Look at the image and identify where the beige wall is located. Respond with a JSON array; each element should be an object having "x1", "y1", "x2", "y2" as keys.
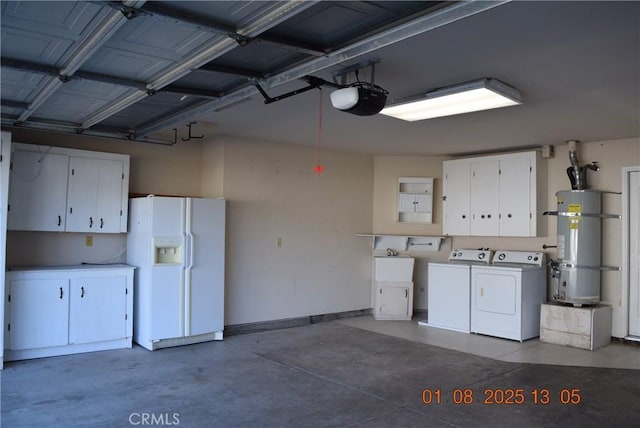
[
  {"x1": 372, "y1": 137, "x2": 640, "y2": 334},
  {"x1": 5, "y1": 125, "x2": 638, "y2": 333},
  {"x1": 200, "y1": 140, "x2": 224, "y2": 198},
  {"x1": 214, "y1": 137, "x2": 374, "y2": 325},
  {"x1": 372, "y1": 155, "x2": 452, "y2": 310},
  {"x1": 4, "y1": 128, "x2": 374, "y2": 326}
]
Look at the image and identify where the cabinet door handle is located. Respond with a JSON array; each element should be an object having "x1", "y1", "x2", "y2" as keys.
[
  {"x1": 57, "y1": 215, "x2": 62, "y2": 226},
  {"x1": 59, "y1": 287, "x2": 63, "y2": 299},
  {"x1": 100, "y1": 218, "x2": 104, "y2": 229},
  {"x1": 89, "y1": 217, "x2": 93, "y2": 228},
  {"x1": 487, "y1": 214, "x2": 492, "y2": 219},
  {"x1": 462, "y1": 214, "x2": 466, "y2": 219},
  {"x1": 481, "y1": 214, "x2": 485, "y2": 219},
  {"x1": 507, "y1": 213, "x2": 512, "y2": 218},
  {"x1": 405, "y1": 289, "x2": 408, "y2": 298},
  {"x1": 81, "y1": 286, "x2": 85, "y2": 298}
]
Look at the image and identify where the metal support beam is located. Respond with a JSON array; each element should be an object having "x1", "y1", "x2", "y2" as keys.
[
  {"x1": 81, "y1": 0, "x2": 318, "y2": 130},
  {"x1": 0, "y1": 117, "x2": 174, "y2": 145},
  {"x1": 16, "y1": 0, "x2": 146, "y2": 122},
  {"x1": 1, "y1": 56, "x2": 224, "y2": 98},
  {"x1": 136, "y1": 0, "x2": 511, "y2": 138},
  {"x1": 96, "y1": 1, "x2": 326, "y2": 57},
  {"x1": 1, "y1": 100, "x2": 30, "y2": 110}
]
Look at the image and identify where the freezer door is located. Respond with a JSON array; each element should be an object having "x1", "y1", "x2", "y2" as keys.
[
  {"x1": 150, "y1": 266, "x2": 183, "y2": 340},
  {"x1": 185, "y1": 198, "x2": 225, "y2": 336},
  {"x1": 151, "y1": 197, "x2": 185, "y2": 237}
]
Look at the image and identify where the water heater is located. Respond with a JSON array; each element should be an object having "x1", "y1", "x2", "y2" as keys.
[{"x1": 553, "y1": 190, "x2": 602, "y2": 306}]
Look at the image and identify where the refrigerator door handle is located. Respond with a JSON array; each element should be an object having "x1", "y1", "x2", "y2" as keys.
[{"x1": 184, "y1": 198, "x2": 195, "y2": 336}]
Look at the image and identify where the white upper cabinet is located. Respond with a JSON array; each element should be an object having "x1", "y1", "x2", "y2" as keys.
[
  {"x1": 7, "y1": 143, "x2": 129, "y2": 233},
  {"x1": 442, "y1": 160, "x2": 471, "y2": 235},
  {"x1": 499, "y1": 153, "x2": 536, "y2": 236},
  {"x1": 443, "y1": 151, "x2": 545, "y2": 237},
  {"x1": 397, "y1": 177, "x2": 433, "y2": 223},
  {"x1": 8, "y1": 149, "x2": 69, "y2": 231},
  {"x1": 66, "y1": 157, "x2": 126, "y2": 233},
  {"x1": 470, "y1": 159, "x2": 500, "y2": 236}
]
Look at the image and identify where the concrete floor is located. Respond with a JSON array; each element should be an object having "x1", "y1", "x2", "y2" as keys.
[
  {"x1": 2, "y1": 319, "x2": 639, "y2": 427},
  {"x1": 338, "y1": 316, "x2": 640, "y2": 369}
]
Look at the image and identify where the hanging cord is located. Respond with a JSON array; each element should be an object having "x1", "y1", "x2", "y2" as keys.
[{"x1": 314, "y1": 88, "x2": 325, "y2": 174}]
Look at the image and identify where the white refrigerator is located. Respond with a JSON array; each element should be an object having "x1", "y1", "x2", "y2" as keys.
[{"x1": 127, "y1": 196, "x2": 225, "y2": 350}]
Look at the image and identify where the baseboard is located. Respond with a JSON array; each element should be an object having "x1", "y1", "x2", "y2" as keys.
[
  {"x1": 225, "y1": 308, "x2": 373, "y2": 336},
  {"x1": 413, "y1": 309, "x2": 428, "y2": 317}
]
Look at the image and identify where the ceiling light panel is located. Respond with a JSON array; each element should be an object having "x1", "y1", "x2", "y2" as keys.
[{"x1": 380, "y1": 78, "x2": 522, "y2": 121}]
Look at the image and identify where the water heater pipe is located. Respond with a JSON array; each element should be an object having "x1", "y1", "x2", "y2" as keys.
[{"x1": 566, "y1": 140, "x2": 599, "y2": 190}]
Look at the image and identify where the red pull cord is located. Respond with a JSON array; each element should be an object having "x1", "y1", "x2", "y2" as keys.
[{"x1": 314, "y1": 88, "x2": 325, "y2": 174}]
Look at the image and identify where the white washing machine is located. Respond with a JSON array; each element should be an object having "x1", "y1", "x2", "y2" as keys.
[
  {"x1": 471, "y1": 251, "x2": 546, "y2": 341},
  {"x1": 419, "y1": 249, "x2": 493, "y2": 333}
]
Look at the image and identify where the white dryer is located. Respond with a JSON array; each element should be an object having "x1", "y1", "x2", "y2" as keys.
[
  {"x1": 471, "y1": 251, "x2": 546, "y2": 341},
  {"x1": 420, "y1": 249, "x2": 493, "y2": 333}
]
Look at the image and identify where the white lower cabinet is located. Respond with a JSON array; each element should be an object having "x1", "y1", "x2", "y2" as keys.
[
  {"x1": 373, "y1": 257, "x2": 415, "y2": 320},
  {"x1": 4, "y1": 265, "x2": 133, "y2": 361},
  {"x1": 69, "y1": 276, "x2": 127, "y2": 344},
  {"x1": 375, "y1": 282, "x2": 413, "y2": 320},
  {"x1": 8, "y1": 279, "x2": 70, "y2": 350}
]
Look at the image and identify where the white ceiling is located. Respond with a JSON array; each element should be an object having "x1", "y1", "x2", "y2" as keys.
[
  {"x1": 193, "y1": 1, "x2": 640, "y2": 156},
  {"x1": 2, "y1": 1, "x2": 638, "y2": 156}
]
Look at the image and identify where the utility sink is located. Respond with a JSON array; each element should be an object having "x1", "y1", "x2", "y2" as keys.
[{"x1": 374, "y1": 256, "x2": 415, "y2": 282}]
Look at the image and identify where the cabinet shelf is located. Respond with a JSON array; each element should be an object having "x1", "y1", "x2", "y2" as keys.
[{"x1": 356, "y1": 233, "x2": 446, "y2": 252}]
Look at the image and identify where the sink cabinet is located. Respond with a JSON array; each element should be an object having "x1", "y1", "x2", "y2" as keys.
[{"x1": 373, "y1": 257, "x2": 415, "y2": 320}]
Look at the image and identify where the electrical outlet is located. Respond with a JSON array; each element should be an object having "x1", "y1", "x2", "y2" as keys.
[{"x1": 86, "y1": 235, "x2": 93, "y2": 247}]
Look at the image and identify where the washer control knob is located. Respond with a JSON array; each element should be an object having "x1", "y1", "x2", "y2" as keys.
[
  {"x1": 479, "y1": 253, "x2": 485, "y2": 259},
  {"x1": 498, "y1": 253, "x2": 506, "y2": 261},
  {"x1": 528, "y1": 255, "x2": 533, "y2": 260},
  {"x1": 534, "y1": 256, "x2": 539, "y2": 261}
]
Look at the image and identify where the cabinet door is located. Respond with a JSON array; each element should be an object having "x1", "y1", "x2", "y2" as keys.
[
  {"x1": 96, "y1": 159, "x2": 125, "y2": 233},
  {"x1": 67, "y1": 157, "x2": 124, "y2": 233},
  {"x1": 414, "y1": 194, "x2": 432, "y2": 213},
  {"x1": 398, "y1": 193, "x2": 416, "y2": 213},
  {"x1": 69, "y1": 276, "x2": 126, "y2": 344},
  {"x1": 7, "y1": 150, "x2": 68, "y2": 231},
  {"x1": 377, "y1": 284, "x2": 410, "y2": 317},
  {"x1": 66, "y1": 157, "x2": 99, "y2": 232},
  {"x1": 499, "y1": 155, "x2": 533, "y2": 236},
  {"x1": 470, "y1": 159, "x2": 500, "y2": 236},
  {"x1": 443, "y1": 160, "x2": 471, "y2": 235},
  {"x1": 8, "y1": 279, "x2": 69, "y2": 350}
]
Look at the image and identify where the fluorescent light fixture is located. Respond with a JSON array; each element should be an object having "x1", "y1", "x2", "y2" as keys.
[{"x1": 379, "y1": 78, "x2": 521, "y2": 121}]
